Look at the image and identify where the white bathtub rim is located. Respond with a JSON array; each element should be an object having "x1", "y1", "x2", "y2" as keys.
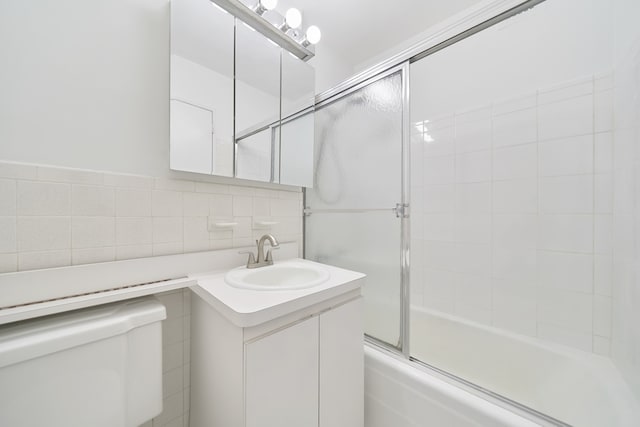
[
  {"x1": 365, "y1": 344, "x2": 546, "y2": 427},
  {"x1": 409, "y1": 306, "x2": 640, "y2": 425}
]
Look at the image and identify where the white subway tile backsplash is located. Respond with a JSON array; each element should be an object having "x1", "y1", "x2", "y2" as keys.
[
  {"x1": 116, "y1": 217, "x2": 153, "y2": 246},
  {"x1": 182, "y1": 193, "x2": 210, "y2": 217},
  {"x1": 18, "y1": 250, "x2": 71, "y2": 270},
  {"x1": 115, "y1": 188, "x2": 152, "y2": 217},
  {"x1": 0, "y1": 217, "x2": 17, "y2": 253},
  {"x1": 492, "y1": 107, "x2": 537, "y2": 148},
  {"x1": 0, "y1": 179, "x2": 16, "y2": 216},
  {"x1": 17, "y1": 181, "x2": 71, "y2": 216},
  {"x1": 210, "y1": 194, "x2": 233, "y2": 217},
  {"x1": 153, "y1": 242, "x2": 184, "y2": 256},
  {"x1": 538, "y1": 94, "x2": 593, "y2": 141},
  {"x1": 194, "y1": 182, "x2": 228, "y2": 195},
  {"x1": 152, "y1": 191, "x2": 183, "y2": 217},
  {"x1": 72, "y1": 185, "x2": 115, "y2": 216},
  {"x1": 232, "y1": 196, "x2": 253, "y2": 217},
  {"x1": 252, "y1": 197, "x2": 271, "y2": 216},
  {"x1": 103, "y1": 173, "x2": 153, "y2": 189},
  {"x1": 540, "y1": 175, "x2": 593, "y2": 214},
  {"x1": 71, "y1": 247, "x2": 116, "y2": 265},
  {"x1": 72, "y1": 217, "x2": 115, "y2": 248},
  {"x1": 17, "y1": 217, "x2": 71, "y2": 251},
  {"x1": 116, "y1": 244, "x2": 152, "y2": 260},
  {"x1": 539, "y1": 135, "x2": 593, "y2": 176},
  {"x1": 154, "y1": 178, "x2": 195, "y2": 192},
  {"x1": 493, "y1": 143, "x2": 537, "y2": 181},
  {"x1": 0, "y1": 253, "x2": 18, "y2": 273},
  {"x1": 455, "y1": 150, "x2": 491, "y2": 183},
  {"x1": 153, "y1": 217, "x2": 184, "y2": 244}
]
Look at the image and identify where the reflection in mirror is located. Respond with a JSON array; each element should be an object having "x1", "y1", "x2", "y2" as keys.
[
  {"x1": 279, "y1": 51, "x2": 315, "y2": 187},
  {"x1": 236, "y1": 128, "x2": 275, "y2": 182},
  {"x1": 170, "y1": 0, "x2": 234, "y2": 176},
  {"x1": 235, "y1": 21, "x2": 281, "y2": 183}
]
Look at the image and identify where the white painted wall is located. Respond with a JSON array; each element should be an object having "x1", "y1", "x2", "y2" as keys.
[{"x1": 0, "y1": 0, "x2": 170, "y2": 177}]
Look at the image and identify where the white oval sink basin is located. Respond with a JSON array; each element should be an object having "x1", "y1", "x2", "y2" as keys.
[{"x1": 224, "y1": 260, "x2": 330, "y2": 291}]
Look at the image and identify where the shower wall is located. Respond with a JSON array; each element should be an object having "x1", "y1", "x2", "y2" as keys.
[
  {"x1": 612, "y1": 0, "x2": 640, "y2": 402},
  {"x1": 410, "y1": 0, "x2": 615, "y2": 355}
]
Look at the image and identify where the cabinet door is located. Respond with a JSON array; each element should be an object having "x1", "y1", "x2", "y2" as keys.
[
  {"x1": 319, "y1": 298, "x2": 364, "y2": 427},
  {"x1": 245, "y1": 316, "x2": 319, "y2": 427}
]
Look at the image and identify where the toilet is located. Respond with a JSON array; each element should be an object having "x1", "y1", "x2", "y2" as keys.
[{"x1": 0, "y1": 297, "x2": 166, "y2": 427}]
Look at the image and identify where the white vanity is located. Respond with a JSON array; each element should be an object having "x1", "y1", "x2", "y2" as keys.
[{"x1": 189, "y1": 258, "x2": 365, "y2": 427}]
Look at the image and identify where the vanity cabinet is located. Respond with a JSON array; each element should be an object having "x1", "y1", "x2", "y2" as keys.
[{"x1": 190, "y1": 292, "x2": 363, "y2": 427}]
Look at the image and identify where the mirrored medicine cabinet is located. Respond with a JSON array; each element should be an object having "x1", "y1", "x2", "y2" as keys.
[{"x1": 170, "y1": 0, "x2": 315, "y2": 187}]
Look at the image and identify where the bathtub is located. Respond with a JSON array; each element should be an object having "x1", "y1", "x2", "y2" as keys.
[{"x1": 364, "y1": 306, "x2": 640, "y2": 427}]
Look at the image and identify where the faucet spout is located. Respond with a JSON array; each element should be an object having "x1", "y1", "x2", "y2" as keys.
[{"x1": 243, "y1": 234, "x2": 280, "y2": 269}]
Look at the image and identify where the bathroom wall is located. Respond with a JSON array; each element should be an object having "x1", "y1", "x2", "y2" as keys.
[
  {"x1": 410, "y1": 0, "x2": 614, "y2": 355},
  {"x1": 0, "y1": 2, "x2": 303, "y2": 427},
  {"x1": 611, "y1": 0, "x2": 640, "y2": 401}
]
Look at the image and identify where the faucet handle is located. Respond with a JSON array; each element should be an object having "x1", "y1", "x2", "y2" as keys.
[{"x1": 238, "y1": 250, "x2": 256, "y2": 267}]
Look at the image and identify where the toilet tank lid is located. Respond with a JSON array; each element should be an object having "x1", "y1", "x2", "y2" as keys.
[{"x1": 0, "y1": 297, "x2": 166, "y2": 368}]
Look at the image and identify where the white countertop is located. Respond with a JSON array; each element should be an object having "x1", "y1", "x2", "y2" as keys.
[{"x1": 190, "y1": 258, "x2": 365, "y2": 328}]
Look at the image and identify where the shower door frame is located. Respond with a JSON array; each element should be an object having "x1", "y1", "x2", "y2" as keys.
[
  {"x1": 304, "y1": 62, "x2": 412, "y2": 355},
  {"x1": 304, "y1": 0, "x2": 576, "y2": 425}
]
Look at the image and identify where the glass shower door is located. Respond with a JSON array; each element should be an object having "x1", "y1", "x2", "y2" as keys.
[{"x1": 305, "y1": 67, "x2": 407, "y2": 348}]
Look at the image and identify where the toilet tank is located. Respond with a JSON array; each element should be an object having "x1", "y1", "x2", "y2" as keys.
[{"x1": 0, "y1": 297, "x2": 166, "y2": 427}]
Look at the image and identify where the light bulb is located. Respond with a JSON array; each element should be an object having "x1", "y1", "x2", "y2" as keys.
[
  {"x1": 260, "y1": 0, "x2": 277, "y2": 11},
  {"x1": 305, "y1": 25, "x2": 321, "y2": 44},
  {"x1": 285, "y1": 8, "x2": 302, "y2": 29}
]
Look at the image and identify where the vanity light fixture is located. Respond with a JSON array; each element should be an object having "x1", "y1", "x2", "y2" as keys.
[
  {"x1": 278, "y1": 8, "x2": 302, "y2": 32},
  {"x1": 301, "y1": 25, "x2": 321, "y2": 47},
  {"x1": 252, "y1": 0, "x2": 277, "y2": 16}
]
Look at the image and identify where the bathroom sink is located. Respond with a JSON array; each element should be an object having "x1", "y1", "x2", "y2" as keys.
[{"x1": 224, "y1": 260, "x2": 330, "y2": 291}]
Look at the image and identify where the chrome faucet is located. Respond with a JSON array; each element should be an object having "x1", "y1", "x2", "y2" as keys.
[{"x1": 241, "y1": 234, "x2": 280, "y2": 269}]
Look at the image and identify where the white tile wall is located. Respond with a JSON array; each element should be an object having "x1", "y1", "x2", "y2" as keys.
[
  {"x1": 0, "y1": 161, "x2": 303, "y2": 272},
  {"x1": 411, "y1": 74, "x2": 614, "y2": 355}
]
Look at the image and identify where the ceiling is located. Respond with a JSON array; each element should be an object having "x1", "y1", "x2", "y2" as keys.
[{"x1": 276, "y1": 0, "x2": 483, "y2": 70}]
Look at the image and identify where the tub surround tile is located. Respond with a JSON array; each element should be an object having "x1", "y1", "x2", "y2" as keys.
[
  {"x1": 72, "y1": 217, "x2": 115, "y2": 249},
  {"x1": 0, "y1": 253, "x2": 18, "y2": 273},
  {"x1": 17, "y1": 217, "x2": 71, "y2": 251},
  {"x1": 18, "y1": 250, "x2": 71, "y2": 271}
]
